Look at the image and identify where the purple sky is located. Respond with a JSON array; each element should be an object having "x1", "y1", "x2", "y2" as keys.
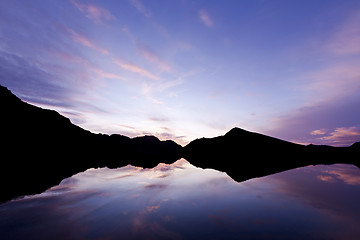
[{"x1": 1, "y1": 0, "x2": 360, "y2": 146}]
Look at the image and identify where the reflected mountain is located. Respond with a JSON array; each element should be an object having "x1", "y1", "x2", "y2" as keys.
[
  {"x1": 1, "y1": 84, "x2": 359, "y2": 203},
  {"x1": 183, "y1": 127, "x2": 360, "y2": 182},
  {"x1": 0, "y1": 85, "x2": 181, "y2": 202},
  {"x1": 1, "y1": 159, "x2": 360, "y2": 240}
]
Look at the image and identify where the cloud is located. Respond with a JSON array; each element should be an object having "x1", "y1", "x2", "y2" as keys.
[
  {"x1": 67, "y1": 28, "x2": 108, "y2": 54},
  {"x1": 149, "y1": 117, "x2": 169, "y2": 123},
  {"x1": 70, "y1": 0, "x2": 114, "y2": 24},
  {"x1": 317, "y1": 165, "x2": 360, "y2": 186},
  {"x1": 121, "y1": 27, "x2": 171, "y2": 72},
  {"x1": 139, "y1": 68, "x2": 199, "y2": 99},
  {"x1": 91, "y1": 67, "x2": 126, "y2": 81},
  {"x1": 319, "y1": 126, "x2": 360, "y2": 146},
  {"x1": 304, "y1": 63, "x2": 360, "y2": 105},
  {"x1": 130, "y1": 0, "x2": 151, "y2": 18},
  {"x1": 199, "y1": 9, "x2": 213, "y2": 27},
  {"x1": 325, "y1": 10, "x2": 360, "y2": 56},
  {"x1": 267, "y1": 12, "x2": 360, "y2": 146},
  {"x1": 113, "y1": 59, "x2": 159, "y2": 80},
  {"x1": 317, "y1": 175, "x2": 335, "y2": 183},
  {"x1": 266, "y1": 97, "x2": 360, "y2": 146},
  {"x1": 136, "y1": 44, "x2": 172, "y2": 72},
  {"x1": 157, "y1": 78, "x2": 184, "y2": 92},
  {"x1": 139, "y1": 77, "x2": 184, "y2": 106},
  {"x1": 310, "y1": 129, "x2": 328, "y2": 136},
  {"x1": 325, "y1": 168, "x2": 360, "y2": 185},
  {"x1": 0, "y1": 50, "x2": 72, "y2": 109}
]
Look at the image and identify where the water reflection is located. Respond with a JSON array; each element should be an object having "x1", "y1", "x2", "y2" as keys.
[{"x1": 1, "y1": 159, "x2": 360, "y2": 239}]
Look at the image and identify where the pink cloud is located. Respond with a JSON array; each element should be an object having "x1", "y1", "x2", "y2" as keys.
[
  {"x1": 130, "y1": 0, "x2": 151, "y2": 18},
  {"x1": 113, "y1": 59, "x2": 159, "y2": 80},
  {"x1": 317, "y1": 175, "x2": 335, "y2": 183},
  {"x1": 70, "y1": 0, "x2": 114, "y2": 24},
  {"x1": 319, "y1": 126, "x2": 360, "y2": 146},
  {"x1": 136, "y1": 44, "x2": 172, "y2": 72},
  {"x1": 310, "y1": 129, "x2": 328, "y2": 136},
  {"x1": 67, "y1": 29, "x2": 108, "y2": 54},
  {"x1": 294, "y1": 11, "x2": 360, "y2": 108},
  {"x1": 91, "y1": 67, "x2": 126, "y2": 81},
  {"x1": 199, "y1": 9, "x2": 213, "y2": 27},
  {"x1": 302, "y1": 62, "x2": 360, "y2": 107},
  {"x1": 325, "y1": 10, "x2": 360, "y2": 56},
  {"x1": 323, "y1": 165, "x2": 360, "y2": 185}
]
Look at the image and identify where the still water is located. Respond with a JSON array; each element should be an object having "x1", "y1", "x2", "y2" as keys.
[{"x1": 1, "y1": 159, "x2": 360, "y2": 240}]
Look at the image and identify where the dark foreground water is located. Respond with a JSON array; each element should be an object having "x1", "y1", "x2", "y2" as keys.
[{"x1": 1, "y1": 159, "x2": 360, "y2": 240}]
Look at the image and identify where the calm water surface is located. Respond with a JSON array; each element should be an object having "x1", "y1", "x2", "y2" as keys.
[{"x1": 1, "y1": 159, "x2": 360, "y2": 239}]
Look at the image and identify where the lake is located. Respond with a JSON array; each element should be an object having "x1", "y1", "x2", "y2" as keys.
[{"x1": 1, "y1": 159, "x2": 360, "y2": 239}]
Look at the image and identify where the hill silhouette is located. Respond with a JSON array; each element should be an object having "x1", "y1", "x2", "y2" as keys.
[
  {"x1": 1, "y1": 84, "x2": 359, "y2": 202},
  {"x1": 183, "y1": 127, "x2": 359, "y2": 182},
  {"x1": 0, "y1": 85, "x2": 181, "y2": 202}
]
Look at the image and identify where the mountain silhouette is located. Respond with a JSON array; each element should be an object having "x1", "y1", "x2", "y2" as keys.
[
  {"x1": 0, "y1": 85, "x2": 181, "y2": 202},
  {"x1": 1, "y1": 84, "x2": 359, "y2": 202},
  {"x1": 183, "y1": 127, "x2": 359, "y2": 182}
]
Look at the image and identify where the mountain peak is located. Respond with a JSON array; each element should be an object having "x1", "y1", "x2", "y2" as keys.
[{"x1": 224, "y1": 127, "x2": 250, "y2": 137}]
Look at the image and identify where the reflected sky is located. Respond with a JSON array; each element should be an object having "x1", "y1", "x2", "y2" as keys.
[{"x1": 1, "y1": 159, "x2": 360, "y2": 240}]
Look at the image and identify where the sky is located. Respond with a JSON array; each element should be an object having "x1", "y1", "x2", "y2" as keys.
[{"x1": 1, "y1": 0, "x2": 360, "y2": 146}]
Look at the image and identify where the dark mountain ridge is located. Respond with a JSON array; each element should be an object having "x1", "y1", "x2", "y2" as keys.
[
  {"x1": 183, "y1": 127, "x2": 359, "y2": 182},
  {"x1": 0, "y1": 85, "x2": 181, "y2": 202},
  {"x1": 1, "y1": 84, "x2": 359, "y2": 202}
]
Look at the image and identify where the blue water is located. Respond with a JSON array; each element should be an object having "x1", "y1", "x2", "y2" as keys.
[{"x1": 1, "y1": 159, "x2": 360, "y2": 239}]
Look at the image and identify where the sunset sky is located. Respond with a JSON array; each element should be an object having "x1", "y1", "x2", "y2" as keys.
[{"x1": 1, "y1": 0, "x2": 360, "y2": 146}]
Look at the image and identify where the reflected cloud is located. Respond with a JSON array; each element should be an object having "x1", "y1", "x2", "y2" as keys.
[
  {"x1": 2, "y1": 160, "x2": 360, "y2": 239},
  {"x1": 323, "y1": 165, "x2": 360, "y2": 185},
  {"x1": 156, "y1": 174, "x2": 170, "y2": 178},
  {"x1": 146, "y1": 205, "x2": 160, "y2": 213},
  {"x1": 317, "y1": 175, "x2": 335, "y2": 183},
  {"x1": 266, "y1": 164, "x2": 360, "y2": 238}
]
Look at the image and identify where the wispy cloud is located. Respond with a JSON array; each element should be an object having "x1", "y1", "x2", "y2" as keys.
[
  {"x1": 91, "y1": 67, "x2": 126, "y2": 81},
  {"x1": 121, "y1": 26, "x2": 172, "y2": 72},
  {"x1": 70, "y1": 0, "x2": 114, "y2": 24},
  {"x1": 305, "y1": 63, "x2": 360, "y2": 104},
  {"x1": 301, "y1": 10, "x2": 360, "y2": 106},
  {"x1": 317, "y1": 175, "x2": 335, "y2": 183},
  {"x1": 319, "y1": 126, "x2": 360, "y2": 146},
  {"x1": 325, "y1": 10, "x2": 360, "y2": 56},
  {"x1": 269, "y1": 10, "x2": 360, "y2": 146},
  {"x1": 158, "y1": 78, "x2": 184, "y2": 92},
  {"x1": 199, "y1": 9, "x2": 213, "y2": 27},
  {"x1": 67, "y1": 28, "x2": 108, "y2": 54},
  {"x1": 0, "y1": 50, "x2": 71, "y2": 109},
  {"x1": 136, "y1": 44, "x2": 172, "y2": 72},
  {"x1": 139, "y1": 76, "x2": 185, "y2": 106},
  {"x1": 310, "y1": 129, "x2": 328, "y2": 136},
  {"x1": 113, "y1": 58, "x2": 159, "y2": 80},
  {"x1": 322, "y1": 165, "x2": 360, "y2": 185},
  {"x1": 140, "y1": 81, "x2": 164, "y2": 105},
  {"x1": 130, "y1": 0, "x2": 151, "y2": 18}
]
